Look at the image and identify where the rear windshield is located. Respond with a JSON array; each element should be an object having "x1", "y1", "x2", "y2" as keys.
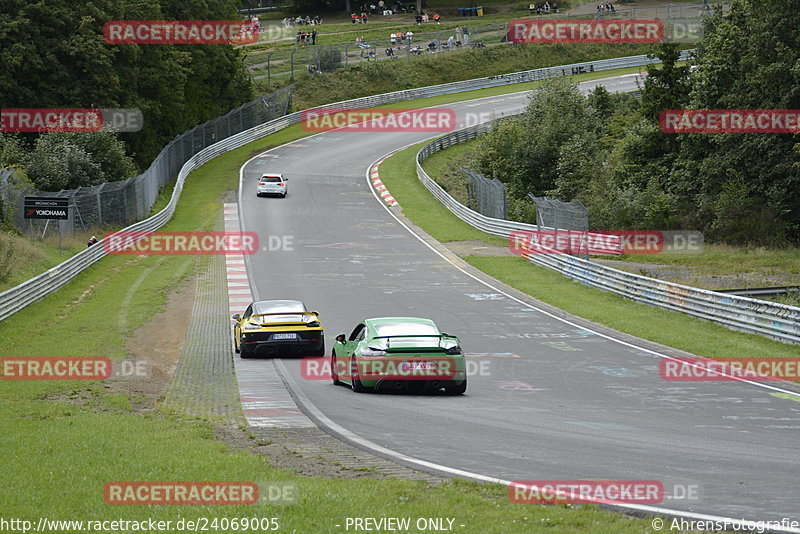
[
  {"x1": 374, "y1": 323, "x2": 439, "y2": 337},
  {"x1": 255, "y1": 304, "x2": 305, "y2": 314},
  {"x1": 261, "y1": 176, "x2": 283, "y2": 183}
]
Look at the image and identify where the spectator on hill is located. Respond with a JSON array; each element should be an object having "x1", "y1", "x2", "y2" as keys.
[
  {"x1": 311, "y1": 29, "x2": 317, "y2": 44},
  {"x1": 529, "y1": 3, "x2": 536, "y2": 13},
  {"x1": 552, "y1": 1, "x2": 559, "y2": 12},
  {"x1": 390, "y1": 32, "x2": 397, "y2": 44},
  {"x1": 433, "y1": 12, "x2": 441, "y2": 23},
  {"x1": 406, "y1": 30, "x2": 414, "y2": 44},
  {"x1": 87, "y1": 236, "x2": 98, "y2": 247},
  {"x1": 544, "y1": 1, "x2": 550, "y2": 13},
  {"x1": 362, "y1": 12, "x2": 368, "y2": 22}
]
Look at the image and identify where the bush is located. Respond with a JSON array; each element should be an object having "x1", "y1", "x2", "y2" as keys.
[
  {"x1": 25, "y1": 136, "x2": 103, "y2": 191},
  {"x1": 24, "y1": 132, "x2": 137, "y2": 191},
  {"x1": 316, "y1": 46, "x2": 342, "y2": 73}
]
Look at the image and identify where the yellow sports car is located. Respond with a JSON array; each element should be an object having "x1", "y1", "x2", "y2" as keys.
[{"x1": 232, "y1": 300, "x2": 324, "y2": 358}]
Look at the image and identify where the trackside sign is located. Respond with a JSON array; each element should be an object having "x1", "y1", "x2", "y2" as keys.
[{"x1": 23, "y1": 197, "x2": 69, "y2": 220}]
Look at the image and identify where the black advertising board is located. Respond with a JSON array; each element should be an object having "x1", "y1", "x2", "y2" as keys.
[{"x1": 23, "y1": 197, "x2": 69, "y2": 220}]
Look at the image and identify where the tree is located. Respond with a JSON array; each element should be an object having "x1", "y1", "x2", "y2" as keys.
[
  {"x1": 640, "y1": 43, "x2": 692, "y2": 123},
  {"x1": 22, "y1": 132, "x2": 137, "y2": 190},
  {"x1": 473, "y1": 77, "x2": 596, "y2": 199},
  {"x1": 671, "y1": 0, "x2": 800, "y2": 244},
  {"x1": 0, "y1": 0, "x2": 254, "y2": 167},
  {"x1": 25, "y1": 136, "x2": 103, "y2": 191},
  {"x1": 0, "y1": 135, "x2": 28, "y2": 168}
]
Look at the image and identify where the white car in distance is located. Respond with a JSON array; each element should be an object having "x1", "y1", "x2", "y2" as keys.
[{"x1": 257, "y1": 174, "x2": 288, "y2": 197}]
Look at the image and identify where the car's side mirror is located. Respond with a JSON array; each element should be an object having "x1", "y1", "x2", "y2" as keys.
[
  {"x1": 336, "y1": 334, "x2": 346, "y2": 343},
  {"x1": 231, "y1": 314, "x2": 241, "y2": 321}
]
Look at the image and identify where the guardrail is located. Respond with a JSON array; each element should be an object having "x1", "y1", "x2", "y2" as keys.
[
  {"x1": 0, "y1": 51, "x2": 686, "y2": 323},
  {"x1": 417, "y1": 120, "x2": 622, "y2": 251},
  {"x1": 415, "y1": 125, "x2": 800, "y2": 345}
]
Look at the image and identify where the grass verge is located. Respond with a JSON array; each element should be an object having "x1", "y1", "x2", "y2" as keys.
[
  {"x1": 276, "y1": 43, "x2": 684, "y2": 105},
  {"x1": 0, "y1": 110, "x2": 665, "y2": 532},
  {"x1": 379, "y1": 141, "x2": 800, "y2": 359}
]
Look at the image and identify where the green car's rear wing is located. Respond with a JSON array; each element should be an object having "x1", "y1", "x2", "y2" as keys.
[{"x1": 369, "y1": 334, "x2": 460, "y2": 353}]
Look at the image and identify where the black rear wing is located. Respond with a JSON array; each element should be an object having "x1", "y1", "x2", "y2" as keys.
[{"x1": 250, "y1": 311, "x2": 318, "y2": 324}]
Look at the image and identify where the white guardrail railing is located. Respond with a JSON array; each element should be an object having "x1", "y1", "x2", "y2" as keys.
[
  {"x1": 415, "y1": 124, "x2": 800, "y2": 345},
  {"x1": 0, "y1": 52, "x2": 684, "y2": 323}
]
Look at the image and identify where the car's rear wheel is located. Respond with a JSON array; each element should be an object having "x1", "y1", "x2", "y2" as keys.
[
  {"x1": 331, "y1": 349, "x2": 342, "y2": 385},
  {"x1": 446, "y1": 378, "x2": 467, "y2": 395},
  {"x1": 350, "y1": 356, "x2": 369, "y2": 393},
  {"x1": 240, "y1": 339, "x2": 252, "y2": 359},
  {"x1": 281, "y1": 192, "x2": 286, "y2": 198}
]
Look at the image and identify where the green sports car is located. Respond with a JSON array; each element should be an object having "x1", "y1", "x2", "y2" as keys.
[{"x1": 331, "y1": 317, "x2": 467, "y2": 394}]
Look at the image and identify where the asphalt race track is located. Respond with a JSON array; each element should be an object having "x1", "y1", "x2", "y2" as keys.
[{"x1": 237, "y1": 74, "x2": 800, "y2": 524}]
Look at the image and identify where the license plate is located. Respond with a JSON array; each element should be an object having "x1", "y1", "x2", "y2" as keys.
[
  {"x1": 401, "y1": 361, "x2": 436, "y2": 371},
  {"x1": 272, "y1": 333, "x2": 297, "y2": 340}
]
